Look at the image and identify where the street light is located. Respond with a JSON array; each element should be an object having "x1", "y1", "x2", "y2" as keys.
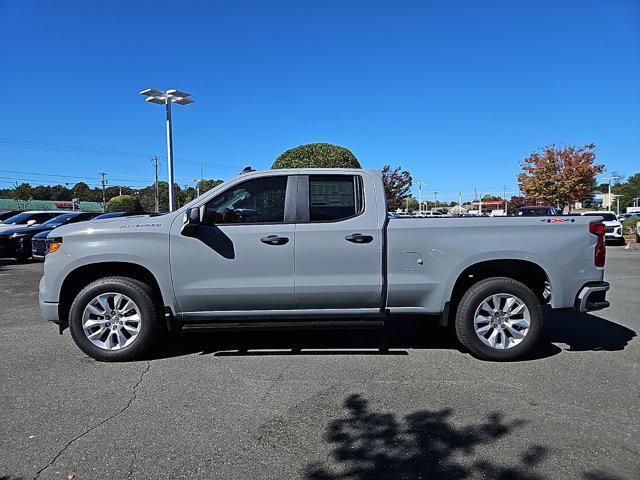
[
  {"x1": 415, "y1": 181, "x2": 428, "y2": 213},
  {"x1": 140, "y1": 88, "x2": 194, "y2": 211},
  {"x1": 189, "y1": 178, "x2": 201, "y2": 197}
]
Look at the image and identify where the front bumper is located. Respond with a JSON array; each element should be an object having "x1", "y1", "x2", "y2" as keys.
[
  {"x1": 39, "y1": 277, "x2": 60, "y2": 323},
  {"x1": 574, "y1": 281, "x2": 610, "y2": 312}
]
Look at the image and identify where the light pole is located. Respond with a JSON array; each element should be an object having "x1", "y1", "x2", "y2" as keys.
[
  {"x1": 140, "y1": 88, "x2": 194, "y2": 212},
  {"x1": 190, "y1": 178, "x2": 201, "y2": 197},
  {"x1": 416, "y1": 181, "x2": 428, "y2": 213},
  {"x1": 602, "y1": 175, "x2": 620, "y2": 211}
]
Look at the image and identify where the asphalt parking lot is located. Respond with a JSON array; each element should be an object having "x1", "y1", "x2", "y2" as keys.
[{"x1": 1, "y1": 244, "x2": 638, "y2": 480}]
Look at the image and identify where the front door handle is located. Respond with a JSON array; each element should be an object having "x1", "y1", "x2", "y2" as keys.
[
  {"x1": 260, "y1": 235, "x2": 289, "y2": 246},
  {"x1": 345, "y1": 233, "x2": 374, "y2": 244}
]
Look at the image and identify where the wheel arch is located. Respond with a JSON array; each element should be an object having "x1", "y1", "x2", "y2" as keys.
[
  {"x1": 58, "y1": 262, "x2": 166, "y2": 326},
  {"x1": 443, "y1": 259, "x2": 551, "y2": 326}
]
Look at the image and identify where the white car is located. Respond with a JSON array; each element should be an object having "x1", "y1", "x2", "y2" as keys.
[
  {"x1": 582, "y1": 211, "x2": 625, "y2": 245},
  {"x1": 636, "y1": 220, "x2": 640, "y2": 243},
  {"x1": 415, "y1": 211, "x2": 445, "y2": 217}
]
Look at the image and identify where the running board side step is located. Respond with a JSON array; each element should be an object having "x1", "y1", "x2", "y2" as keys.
[{"x1": 181, "y1": 319, "x2": 385, "y2": 333}]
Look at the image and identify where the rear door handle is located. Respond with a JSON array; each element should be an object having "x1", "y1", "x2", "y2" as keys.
[
  {"x1": 260, "y1": 235, "x2": 289, "y2": 246},
  {"x1": 345, "y1": 233, "x2": 374, "y2": 244}
]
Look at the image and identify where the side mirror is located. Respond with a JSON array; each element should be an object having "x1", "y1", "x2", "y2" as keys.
[
  {"x1": 183, "y1": 207, "x2": 201, "y2": 230},
  {"x1": 26, "y1": 219, "x2": 37, "y2": 226}
]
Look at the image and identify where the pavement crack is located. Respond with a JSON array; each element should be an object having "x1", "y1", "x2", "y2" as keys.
[
  {"x1": 33, "y1": 361, "x2": 151, "y2": 480},
  {"x1": 126, "y1": 447, "x2": 138, "y2": 479}
]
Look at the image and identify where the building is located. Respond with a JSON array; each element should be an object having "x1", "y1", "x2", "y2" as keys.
[{"x1": 469, "y1": 200, "x2": 505, "y2": 214}]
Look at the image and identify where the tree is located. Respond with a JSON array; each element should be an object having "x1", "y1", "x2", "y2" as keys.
[
  {"x1": 105, "y1": 194, "x2": 143, "y2": 213},
  {"x1": 198, "y1": 179, "x2": 223, "y2": 194},
  {"x1": 506, "y1": 195, "x2": 536, "y2": 214},
  {"x1": 12, "y1": 182, "x2": 33, "y2": 210},
  {"x1": 518, "y1": 143, "x2": 604, "y2": 209},
  {"x1": 382, "y1": 165, "x2": 413, "y2": 211},
  {"x1": 272, "y1": 142, "x2": 361, "y2": 169},
  {"x1": 612, "y1": 172, "x2": 640, "y2": 211},
  {"x1": 71, "y1": 182, "x2": 93, "y2": 201}
]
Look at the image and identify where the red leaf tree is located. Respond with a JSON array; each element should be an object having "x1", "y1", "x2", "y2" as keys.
[
  {"x1": 382, "y1": 165, "x2": 413, "y2": 211},
  {"x1": 517, "y1": 143, "x2": 604, "y2": 210}
]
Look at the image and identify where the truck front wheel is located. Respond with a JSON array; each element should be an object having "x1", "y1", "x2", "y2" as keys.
[
  {"x1": 68, "y1": 276, "x2": 161, "y2": 362},
  {"x1": 454, "y1": 277, "x2": 543, "y2": 361}
]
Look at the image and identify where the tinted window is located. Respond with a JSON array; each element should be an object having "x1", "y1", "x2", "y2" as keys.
[
  {"x1": 203, "y1": 176, "x2": 288, "y2": 224},
  {"x1": 309, "y1": 175, "x2": 359, "y2": 222},
  {"x1": 2, "y1": 212, "x2": 33, "y2": 224},
  {"x1": 41, "y1": 214, "x2": 78, "y2": 227},
  {"x1": 584, "y1": 213, "x2": 617, "y2": 221}
]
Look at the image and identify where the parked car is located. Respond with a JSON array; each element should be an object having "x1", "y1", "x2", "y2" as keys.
[
  {"x1": 93, "y1": 211, "x2": 157, "y2": 220},
  {"x1": 415, "y1": 211, "x2": 445, "y2": 217},
  {"x1": 516, "y1": 206, "x2": 559, "y2": 216},
  {"x1": 581, "y1": 211, "x2": 624, "y2": 245},
  {"x1": 0, "y1": 211, "x2": 99, "y2": 261},
  {"x1": 0, "y1": 210, "x2": 20, "y2": 222},
  {"x1": 618, "y1": 213, "x2": 640, "y2": 222},
  {"x1": 40, "y1": 168, "x2": 609, "y2": 362},
  {"x1": 0, "y1": 211, "x2": 60, "y2": 231},
  {"x1": 30, "y1": 230, "x2": 52, "y2": 260},
  {"x1": 637, "y1": 220, "x2": 640, "y2": 243}
]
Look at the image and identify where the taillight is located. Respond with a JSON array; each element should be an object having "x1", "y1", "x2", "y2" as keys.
[{"x1": 589, "y1": 221, "x2": 606, "y2": 267}]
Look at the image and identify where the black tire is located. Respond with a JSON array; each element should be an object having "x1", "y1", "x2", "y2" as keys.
[
  {"x1": 455, "y1": 277, "x2": 543, "y2": 361},
  {"x1": 68, "y1": 276, "x2": 161, "y2": 361}
]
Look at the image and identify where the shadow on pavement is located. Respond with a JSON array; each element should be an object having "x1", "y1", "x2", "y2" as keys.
[
  {"x1": 303, "y1": 394, "x2": 624, "y2": 480},
  {"x1": 145, "y1": 310, "x2": 635, "y2": 362}
]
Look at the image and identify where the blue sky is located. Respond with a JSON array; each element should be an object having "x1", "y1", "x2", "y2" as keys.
[{"x1": 1, "y1": 0, "x2": 638, "y2": 202}]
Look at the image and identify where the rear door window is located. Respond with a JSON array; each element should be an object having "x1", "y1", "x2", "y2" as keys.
[{"x1": 308, "y1": 175, "x2": 363, "y2": 222}]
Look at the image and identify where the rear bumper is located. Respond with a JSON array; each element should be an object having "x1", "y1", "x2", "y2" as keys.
[{"x1": 574, "y1": 281, "x2": 610, "y2": 312}]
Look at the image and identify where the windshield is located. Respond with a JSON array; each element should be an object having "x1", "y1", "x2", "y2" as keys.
[
  {"x1": 1, "y1": 212, "x2": 34, "y2": 225},
  {"x1": 40, "y1": 214, "x2": 77, "y2": 227}
]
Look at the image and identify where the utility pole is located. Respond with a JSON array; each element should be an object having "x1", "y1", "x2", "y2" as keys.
[
  {"x1": 457, "y1": 190, "x2": 463, "y2": 215},
  {"x1": 434, "y1": 189, "x2": 439, "y2": 209},
  {"x1": 501, "y1": 186, "x2": 508, "y2": 215},
  {"x1": 99, "y1": 172, "x2": 107, "y2": 212},
  {"x1": 151, "y1": 156, "x2": 160, "y2": 212},
  {"x1": 473, "y1": 187, "x2": 481, "y2": 215}
]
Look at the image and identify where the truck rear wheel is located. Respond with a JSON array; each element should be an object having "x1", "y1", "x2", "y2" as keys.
[
  {"x1": 68, "y1": 276, "x2": 161, "y2": 362},
  {"x1": 454, "y1": 277, "x2": 543, "y2": 361}
]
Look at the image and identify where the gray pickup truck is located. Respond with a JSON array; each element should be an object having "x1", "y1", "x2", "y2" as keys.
[{"x1": 39, "y1": 168, "x2": 610, "y2": 361}]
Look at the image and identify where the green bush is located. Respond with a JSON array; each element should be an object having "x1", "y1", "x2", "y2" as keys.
[
  {"x1": 622, "y1": 217, "x2": 639, "y2": 235},
  {"x1": 105, "y1": 195, "x2": 143, "y2": 213},
  {"x1": 272, "y1": 142, "x2": 361, "y2": 169}
]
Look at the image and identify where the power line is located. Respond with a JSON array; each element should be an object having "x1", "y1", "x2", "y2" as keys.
[{"x1": 0, "y1": 137, "x2": 238, "y2": 171}]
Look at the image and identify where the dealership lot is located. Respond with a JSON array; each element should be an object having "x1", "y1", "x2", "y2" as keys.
[{"x1": 0, "y1": 245, "x2": 638, "y2": 480}]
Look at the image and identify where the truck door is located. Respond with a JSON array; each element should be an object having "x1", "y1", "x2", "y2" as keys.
[
  {"x1": 170, "y1": 174, "x2": 296, "y2": 312},
  {"x1": 294, "y1": 173, "x2": 383, "y2": 309}
]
